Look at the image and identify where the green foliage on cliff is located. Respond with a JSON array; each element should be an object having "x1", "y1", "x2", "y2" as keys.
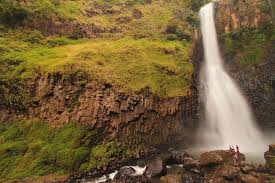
[
  {"x1": 0, "y1": 77, "x2": 30, "y2": 111},
  {"x1": 0, "y1": 0, "x2": 83, "y2": 26},
  {"x1": 0, "y1": 0, "x2": 196, "y2": 97},
  {"x1": 222, "y1": 25, "x2": 274, "y2": 68},
  {"x1": 0, "y1": 28, "x2": 193, "y2": 97},
  {"x1": 0, "y1": 120, "x2": 139, "y2": 182},
  {"x1": 0, "y1": 0, "x2": 197, "y2": 38}
]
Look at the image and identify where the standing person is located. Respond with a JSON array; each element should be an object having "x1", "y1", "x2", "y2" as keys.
[
  {"x1": 236, "y1": 145, "x2": 241, "y2": 164},
  {"x1": 229, "y1": 145, "x2": 235, "y2": 156},
  {"x1": 236, "y1": 145, "x2": 239, "y2": 154}
]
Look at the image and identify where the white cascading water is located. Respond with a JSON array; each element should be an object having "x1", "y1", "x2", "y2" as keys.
[{"x1": 198, "y1": 3, "x2": 265, "y2": 153}]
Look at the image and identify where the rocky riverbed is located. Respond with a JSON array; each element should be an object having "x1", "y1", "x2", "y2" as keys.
[{"x1": 66, "y1": 145, "x2": 275, "y2": 183}]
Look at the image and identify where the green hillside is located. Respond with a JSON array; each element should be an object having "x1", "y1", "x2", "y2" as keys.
[{"x1": 0, "y1": 0, "x2": 203, "y2": 97}]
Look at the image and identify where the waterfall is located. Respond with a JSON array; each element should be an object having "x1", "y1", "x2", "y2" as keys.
[{"x1": 198, "y1": 3, "x2": 265, "y2": 153}]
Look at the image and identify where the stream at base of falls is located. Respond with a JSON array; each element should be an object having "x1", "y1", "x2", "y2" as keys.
[{"x1": 82, "y1": 148, "x2": 269, "y2": 183}]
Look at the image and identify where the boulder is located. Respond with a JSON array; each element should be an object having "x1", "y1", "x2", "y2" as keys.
[
  {"x1": 199, "y1": 151, "x2": 223, "y2": 167},
  {"x1": 165, "y1": 150, "x2": 191, "y2": 165},
  {"x1": 238, "y1": 174, "x2": 260, "y2": 183},
  {"x1": 144, "y1": 158, "x2": 167, "y2": 178},
  {"x1": 212, "y1": 150, "x2": 245, "y2": 163},
  {"x1": 255, "y1": 164, "x2": 269, "y2": 173},
  {"x1": 241, "y1": 164, "x2": 255, "y2": 174},
  {"x1": 183, "y1": 157, "x2": 200, "y2": 169},
  {"x1": 217, "y1": 165, "x2": 239, "y2": 180},
  {"x1": 114, "y1": 167, "x2": 135, "y2": 180}
]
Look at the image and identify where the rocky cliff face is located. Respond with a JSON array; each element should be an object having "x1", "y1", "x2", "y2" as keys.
[
  {"x1": 231, "y1": 59, "x2": 275, "y2": 128},
  {"x1": 213, "y1": 0, "x2": 275, "y2": 128},
  {"x1": 215, "y1": 0, "x2": 272, "y2": 33},
  {"x1": 0, "y1": 72, "x2": 198, "y2": 146}
]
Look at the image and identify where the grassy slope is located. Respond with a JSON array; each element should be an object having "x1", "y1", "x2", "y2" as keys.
[
  {"x1": 0, "y1": 0, "x2": 202, "y2": 181},
  {"x1": 15, "y1": 37, "x2": 192, "y2": 97},
  {"x1": 0, "y1": 0, "x2": 200, "y2": 97},
  {"x1": 0, "y1": 120, "x2": 141, "y2": 181}
]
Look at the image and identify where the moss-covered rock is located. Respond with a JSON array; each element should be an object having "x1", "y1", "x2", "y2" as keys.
[{"x1": 265, "y1": 144, "x2": 275, "y2": 173}]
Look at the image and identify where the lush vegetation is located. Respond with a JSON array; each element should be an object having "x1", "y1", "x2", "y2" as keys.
[
  {"x1": 0, "y1": 0, "x2": 198, "y2": 98},
  {"x1": 0, "y1": 1, "x2": 201, "y2": 181},
  {"x1": 0, "y1": 0, "x2": 199, "y2": 38},
  {"x1": 222, "y1": 24, "x2": 274, "y2": 68},
  {"x1": 0, "y1": 0, "x2": 273, "y2": 182},
  {"x1": 0, "y1": 28, "x2": 193, "y2": 97},
  {"x1": 0, "y1": 120, "x2": 141, "y2": 182}
]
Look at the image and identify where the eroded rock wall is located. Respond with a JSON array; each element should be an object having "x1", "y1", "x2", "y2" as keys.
[
  {"x1": 215, "y1": 0, "x2": 272, "y2": 33},
  {"x1": 1, "y1": 72, "x2": 198, "y2": 146}
]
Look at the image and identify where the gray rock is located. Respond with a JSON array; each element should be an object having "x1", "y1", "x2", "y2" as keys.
[{"x1": 144, "y1": 158, "x2": 167, "y2": 178}]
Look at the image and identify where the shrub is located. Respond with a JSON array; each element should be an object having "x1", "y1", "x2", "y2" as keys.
[
  {"x1": 165, "y1": 24, "x2": 192, "y2": 42},
  {"x1": 23, "y1": 31, "x2": 45, "y2": 44},
  {"x1": 176, "y1": 29, "x2": 192, "y2": 42},
  {"x1": 47, "y1": 37, "x2": 72, "y2": 47},
  {"x1": 0, "y1": 77, "x2": 30, "y2": 111},
  {"x1": 0, "y1": 0, "x2": 28, "y2": 27},
  {"x1": 166, "y1": 34, "x2": 178, "y2": 41},
  {"x1": 186, "y1": 14, "x2": 199, "y2": 27}
]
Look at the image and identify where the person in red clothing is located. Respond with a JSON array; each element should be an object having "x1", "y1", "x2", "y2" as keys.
[
  {"x1": 236, "y1": 145, "x2": 239, "y2": 154},
  {"x1": 229, "y1": 145, "x2": 235, "y2": 157}
]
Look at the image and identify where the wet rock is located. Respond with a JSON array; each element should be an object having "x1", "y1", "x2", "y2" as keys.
[
  {"x1": 211, "y1": 150, "x2": 245, "y2": 163},
  {"x1": 183, "y1": 157, "x2": 200, "y2": 169},
  {"x1": 190, "y1": 168, "x2": 200, "y2": 174},
  {"x1": 255, "y1": 164, "x2": 269, "y2": 173},
  {"x1": 199, "y1": 151, "x2": 223, "y2": 167},
  {"x1": 238, "y1": 174, "x2": 259, "y2": 183},
  {"x1": 241, "y1": 164, "x2": 254, "y2": 174},
  {"x1": 144, "y1": 158, "x2": 167, "y2": 178},
  {"x1": 114, "y1": 167, "x2": 135, "y2": 180},
  {"x1": 165, "y1": 150, "x2": 191, "y2": 165},
  {"x1": 218, "y1": 165, "x2": 239, "y2": 180}
]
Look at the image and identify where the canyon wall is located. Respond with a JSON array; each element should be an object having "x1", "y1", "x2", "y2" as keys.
[{"x1": 0, "y1": 72, "x2": 199, "y2": 146}]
